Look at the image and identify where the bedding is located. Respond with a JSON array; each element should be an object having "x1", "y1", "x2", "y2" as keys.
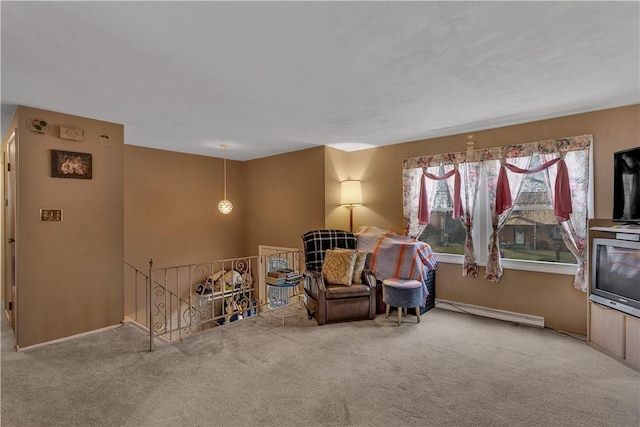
[{"x1": 356, "y1": 226, "x2": 437, "y2": 304}]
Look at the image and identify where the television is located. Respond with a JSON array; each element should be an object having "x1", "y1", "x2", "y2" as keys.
[
  {"x1": 590, "y1": 237, "x2": 640, "y2": 318},
  {"x1": 612, "y1": 146, "x2": 640, "y2": 224}
]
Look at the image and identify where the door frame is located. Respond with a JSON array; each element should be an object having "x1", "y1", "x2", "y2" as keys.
[{"x1": 3, "y1": 130, "x2": 17, "y2": 339}]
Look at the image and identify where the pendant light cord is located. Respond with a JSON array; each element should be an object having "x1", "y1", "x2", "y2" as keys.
[
  {"x1": 217, "y1": 144, "x2": 233, "y2": 214},
  {"x1": 223, "y1": 155, "x2": 227, "y2": 199}
]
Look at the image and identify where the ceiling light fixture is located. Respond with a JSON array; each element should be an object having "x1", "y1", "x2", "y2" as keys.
[{"x1": 217, "y1": 144, "x2": 233, "y2": 215}]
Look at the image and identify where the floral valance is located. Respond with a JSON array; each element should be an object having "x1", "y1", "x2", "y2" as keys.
[{"x1": 402, "y1": 134, "x2": 592, "y2": 169}]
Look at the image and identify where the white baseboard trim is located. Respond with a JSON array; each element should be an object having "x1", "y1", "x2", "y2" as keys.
[
  {"x1": 16, "y1": 323, "x2": 124, "y2": 352},
  {"x1": 122, "y1": 317, "x2": 174, "y2": 344},
  {"x1": 435, "y1": 299, "x2": 545, "y2": 328}
]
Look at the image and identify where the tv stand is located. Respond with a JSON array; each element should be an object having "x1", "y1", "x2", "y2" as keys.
[
  {"x1": 590, "y1": 225, "x2": 640, "y2": 234},
  {"x1": 588, "y1": 219, "x2": 640, "y2": 371},
  {"x1": 589, "y1": 302, "x2": 639, "y2": 371}
]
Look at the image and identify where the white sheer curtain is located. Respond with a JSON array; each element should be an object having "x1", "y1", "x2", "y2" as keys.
[
  {"x1": 403, "y1": 167, "x2": 431, "y2": 238},
  {"x1": 423, "y1": 163, "x2": 459, "y2": 219},
  {"x1": 458, "y1": 162, "x2": 481, "y2": 277},
  {"x1": 485, "y1": 156, "x2": 531, "y2": 282},
  {"x1": 403, "y1": 164, "x2": 457, "y2": 238},
  {"x1": 541, "y1": 150, "x2": 591, "y2": 290}
]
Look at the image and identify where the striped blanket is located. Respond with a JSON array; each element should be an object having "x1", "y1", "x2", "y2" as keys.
[{"x1": 356, "y1": 226, "x2": 437, "y2": 301}]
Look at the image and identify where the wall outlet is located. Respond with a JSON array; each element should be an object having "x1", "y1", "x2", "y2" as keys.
[{"x1": 40, "y1": 209, "x2": 63, "y2": 222}]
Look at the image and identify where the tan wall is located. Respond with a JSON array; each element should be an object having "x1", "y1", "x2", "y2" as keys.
[
  {"x1": 325, "y1": 145, "x2": 409, "y2": 232},
  {"x1": 10, "y1": 106, "x2": 124, "y2": 348},
  {"x1": 124, "y1": 145, "x2": 245, "y2": 272},
  {"x1": 125, "y1": 145, "x2": 326, "y2": 271},
  {"x1": 324, "y1": 146, "x2": 361, "y2": 231},
  {"x1": 327, "y1": 105, "x2": 640, "y2": 335},
  {"x1": 4, "y1": 104, "x2": 637, "y2": 344},
  {"x1": 244, "y1": 146, "x2": 326, "y2": 253}
]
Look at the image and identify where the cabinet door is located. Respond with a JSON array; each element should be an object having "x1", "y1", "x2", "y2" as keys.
[
  {"x1": 625, "y1": 315, "x2": 640, "y2": 369},
  {"x1": 590, "y1": 303, "x2": 625, "y2": 358}
]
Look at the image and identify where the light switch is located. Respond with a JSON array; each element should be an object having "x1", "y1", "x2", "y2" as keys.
[{"x1": 40, "y1": 209, "x2": 63, "y2": 222}]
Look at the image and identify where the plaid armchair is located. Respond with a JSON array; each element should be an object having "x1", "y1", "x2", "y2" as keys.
[{"x1": 301, "y1": 229, "x2": 376, "y2": 325}]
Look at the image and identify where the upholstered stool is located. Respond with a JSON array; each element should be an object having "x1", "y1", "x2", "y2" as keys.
[{"x1": 382, "y1": 278, "x2": 423, "y2": 326}]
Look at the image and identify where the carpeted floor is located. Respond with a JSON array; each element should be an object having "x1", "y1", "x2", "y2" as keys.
[{"x1": 1, "y1": 305, "x2": 639, "y2": 427}]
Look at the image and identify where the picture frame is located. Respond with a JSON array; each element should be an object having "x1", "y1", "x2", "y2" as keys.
[{"x1": 50, "y1": 149, "x2": 92, "y2": 179}]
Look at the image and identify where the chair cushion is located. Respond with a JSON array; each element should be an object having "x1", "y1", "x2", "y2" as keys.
[
  {"x1": 302, "y1": 230, "x2": 357, "y2": 271},
  {"x1": 326, "y1": 283, "x2": 371, "y2": 299},
  {"x1": 322, "y1": 249, "x2": 357, "y2": 286},
  {"x1": 382, "y1": 278, "x2": 422, "y2": 289},
  {"x1": 382, "y1": 279, "x2": 424, "y2": 308}
]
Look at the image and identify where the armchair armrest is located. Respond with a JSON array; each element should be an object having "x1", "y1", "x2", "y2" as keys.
[
  {"x1": 362, "y1": 268, "x2": 377, "y2": 319},
  {"x1": 303, "y1": 269, "x2": 329, "y2": 323},
  {"x1": 361, "y1": 268, "x2": 377, "y2": 289},
  {"x1": 303, "y1": 269, "x2": 326, "y2": 300},
  {"x1": 303, "y1": 269, "x2": 321, "y2": 279}
]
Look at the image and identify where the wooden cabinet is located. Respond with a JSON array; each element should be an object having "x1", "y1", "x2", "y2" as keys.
[
  {"x1": 589, "y1": 302, "x2": 639, "y2": 371},
  {"x1": 625, "y1": 315, "x2": 640, "y2": 369},
  {"x1": 587, "y1": 220, "x2": 640, "y2": 371},
  {"x1": 590, "y1": 302, "x2": 624, "y2": 358}
]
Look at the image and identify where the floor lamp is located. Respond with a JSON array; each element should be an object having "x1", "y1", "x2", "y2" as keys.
[{"x1": 340, "y1": 180, "x2": 363, "y2": 232}]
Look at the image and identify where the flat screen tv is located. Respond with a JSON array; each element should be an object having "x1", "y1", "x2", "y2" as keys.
[
  {"x1": 612, "y1": 146, "x2": 640, "y2": 225},
  {"x1": 590, "y1": 238, "x2": 640, "y2": 318}
]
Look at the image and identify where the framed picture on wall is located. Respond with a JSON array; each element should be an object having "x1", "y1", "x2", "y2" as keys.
[{"x1": 50, "y1": 149, "x2": 92, "y2": 179}]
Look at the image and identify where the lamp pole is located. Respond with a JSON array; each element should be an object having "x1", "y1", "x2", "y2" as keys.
[
  {"x1": 348, "y1": 205, "x2": 354, "y2": 232},
  {"x1": 340, "y1": 180, "x2": 363, "y2": 233}
]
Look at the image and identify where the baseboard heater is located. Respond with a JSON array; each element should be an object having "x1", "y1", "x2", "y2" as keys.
[{"x1": 435, "y1": 299, "x2": 545, "y2": 328}]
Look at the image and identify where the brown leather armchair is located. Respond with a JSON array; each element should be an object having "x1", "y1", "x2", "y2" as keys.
[{"x1": 302, "y1": 230, "x2": 376, "y2": 325}]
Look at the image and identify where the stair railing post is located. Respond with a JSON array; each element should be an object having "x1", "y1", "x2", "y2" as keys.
[{"x1": 149, "y1": 258, "x2": 154, "y2": 352}]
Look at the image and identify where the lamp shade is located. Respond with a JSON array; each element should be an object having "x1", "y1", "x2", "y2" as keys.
[{"x1": 340, "y1": 180, "x2": 363, "y2": 206}]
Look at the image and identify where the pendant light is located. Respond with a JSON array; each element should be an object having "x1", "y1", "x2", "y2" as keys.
[{"x1": 217, "y1": 144, "x2": 233, "y2": 214}]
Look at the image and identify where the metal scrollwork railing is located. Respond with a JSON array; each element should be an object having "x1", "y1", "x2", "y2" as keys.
[
  {"x1": 124, "y1": 250, "x2": 302, "y2": 351},
  {"x1": 124, "y1": 261, "x2": 198, "y2": 348}
]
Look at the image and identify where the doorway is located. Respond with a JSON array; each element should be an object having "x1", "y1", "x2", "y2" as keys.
[{"x1": 4, "y1": 132, "x2": 17, "y2": 333}]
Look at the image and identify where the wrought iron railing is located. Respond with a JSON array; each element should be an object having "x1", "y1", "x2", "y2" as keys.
[
  {"x1": 124, "y1": 250, "x2": 303, "y2": 351},
  {"x1": 124, "y1": 262, "x2": 190, "y2": 347}
]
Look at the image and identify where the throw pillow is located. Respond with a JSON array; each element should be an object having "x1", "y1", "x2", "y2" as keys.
[
  {"x1": 352, "y1": 251, "x2": 367, "y2": 284},
  {"x1": 329, "y1": 248, "x2": 367, "y2": 283},
  {"x1": 322, "y1": 249, "x2": 357, "y2": 286}
]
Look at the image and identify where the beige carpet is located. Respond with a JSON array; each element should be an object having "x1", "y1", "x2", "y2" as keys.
[{"x1": 1, "y1": 305, "x2": 639, "y2": 427}]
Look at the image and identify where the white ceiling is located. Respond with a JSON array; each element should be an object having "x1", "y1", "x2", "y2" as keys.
[{"x1": 2, "y1": 2, "x2": 639, "y2": 161}]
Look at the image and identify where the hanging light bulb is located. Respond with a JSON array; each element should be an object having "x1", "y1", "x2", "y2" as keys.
[{"x1": 218, "y1": 144, "x2": 233, "y2": 214}]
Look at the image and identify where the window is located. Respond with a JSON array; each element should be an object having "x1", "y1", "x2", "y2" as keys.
[
  {"x1": 417, "y1": 159, "x2": 579, "y2": 265},
  {"x1": 419, "y1": 168, "x2": 466, "y2": 255},
  {"x1": 402, "y1": 135, "x2": 592, "y2": 289},
  {"x1": 498, "y1": 155, "x2": 575, "y2": 264},
  {"x1": 420, "y1": 211, "x2": 466, "y2": 255}
]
